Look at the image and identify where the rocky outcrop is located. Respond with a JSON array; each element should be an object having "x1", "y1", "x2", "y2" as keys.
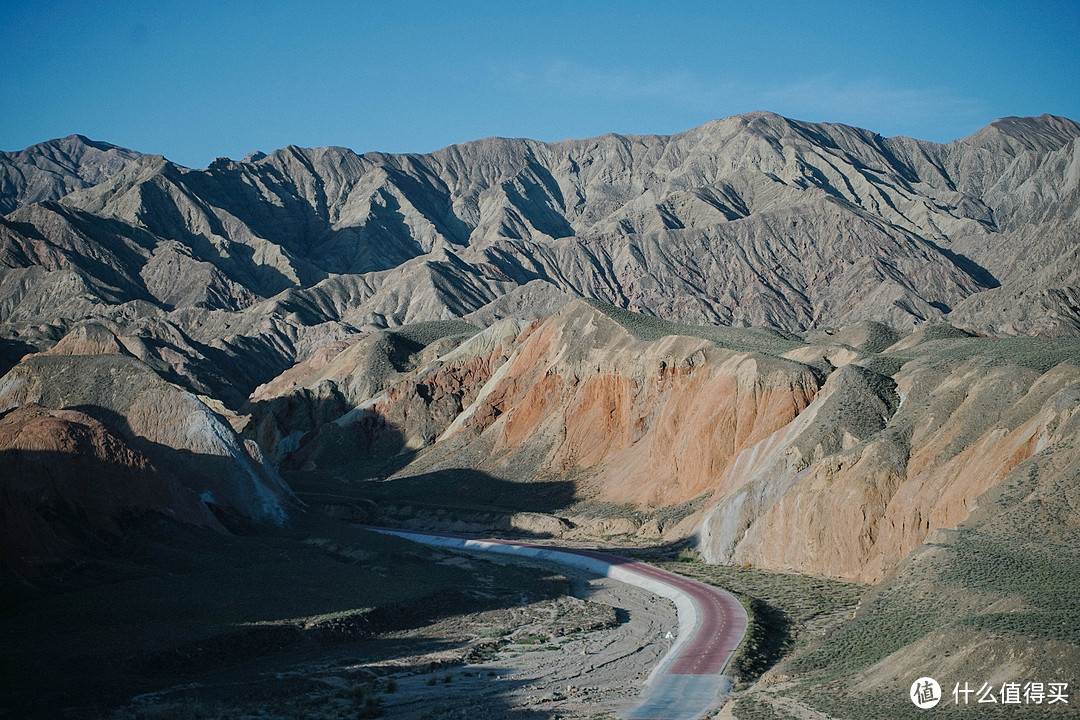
[
  {"x1": 43, "y1": 321, "x2": 133, "y2": 357},
  {"x1": 698, "y1": 353, "x2": 1080, "y2": 583},
  {"x1": 0, "y1": 354, "x2": 293, "y2": 528},
  {"x1": 415, "y1": 301, "x2": 819, "y2": 508},
  {"x1": 245, "y1": 321, "x2": 483, "y2": 464}
]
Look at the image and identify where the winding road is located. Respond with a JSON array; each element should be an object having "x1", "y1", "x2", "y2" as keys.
[{"x1": 368, "y1": 528, "x2": 747, "y2": 720}]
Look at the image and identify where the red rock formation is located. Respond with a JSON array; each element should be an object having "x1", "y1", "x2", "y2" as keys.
[
  {"x1": 402, "y1": 301, "x2": 819, "y2": 508},
  {"x1": 701, "y1": 359, "x2": 1080, "y2": 583},
  {"x1": 252, "y1": 302, "x2": 1080, "y2": 587}
]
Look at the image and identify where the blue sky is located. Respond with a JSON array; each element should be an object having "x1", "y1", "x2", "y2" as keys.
[{"x1": 2, "y1": 0, "x2": 1077, "y2": 168}]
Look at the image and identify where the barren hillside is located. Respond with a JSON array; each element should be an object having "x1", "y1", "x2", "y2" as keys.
[{"x1": 2, "y1": 113, "x2": 1079, "y2": 719}]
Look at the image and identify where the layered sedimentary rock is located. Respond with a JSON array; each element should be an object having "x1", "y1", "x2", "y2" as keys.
[
  {"x1": 406, "y1": 301, "x2": 819, "y2": 508},
  {"x1": 698, "y1": 356, "x2": 1080, "y2": 581},
  {"x1": 249, "y1": 300, "x2": 1080, "y2": 587}
]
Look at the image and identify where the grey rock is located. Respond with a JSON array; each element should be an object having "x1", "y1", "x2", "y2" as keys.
[
  {"x1": 1, "y1": 112, "x2": 1078, "y2": 404},
  {"x1": 0, "y1": 135, "x2": 142, "y2": 214}
]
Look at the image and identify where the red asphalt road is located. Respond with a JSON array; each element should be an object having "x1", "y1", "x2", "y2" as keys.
[{"x1": 469, "y1": 537, "x2": 748, "y2": 678}]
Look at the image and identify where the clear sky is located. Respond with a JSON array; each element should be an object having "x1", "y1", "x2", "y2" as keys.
[{"x1": 2, "y1": 0, "x2": 1077, "y2": 168}]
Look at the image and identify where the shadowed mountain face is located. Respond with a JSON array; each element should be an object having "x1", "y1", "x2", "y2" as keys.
[
  {"x1": 0, "y1": 354, "x2": 294, "y2": 536},
  {"x1": 0, "y1": 403, "x2": 223, "y2": 573},
  {"x1": 2, "y1": 113, "x2": 1079, "y2": 409}
]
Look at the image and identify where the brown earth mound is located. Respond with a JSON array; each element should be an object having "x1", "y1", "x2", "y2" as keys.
[{"x1": 0, "y1": 403, "x2": 220, "y2": 572}]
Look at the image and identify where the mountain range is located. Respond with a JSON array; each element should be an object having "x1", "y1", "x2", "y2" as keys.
[
  {"x1": 2, "y1": 112, "x2": 1079, "y2": 717},
  {"x1": 3, "y1": 113, "x2": 1079, "y2": 402}
]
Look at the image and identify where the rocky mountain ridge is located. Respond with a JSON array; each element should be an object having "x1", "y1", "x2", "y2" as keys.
[
  {"x1": 2, "y1": 113, "x2": 1078, "y2": 413},
  {"x1": 0, "y1": 134, "x2": 142, "y2": 215}
]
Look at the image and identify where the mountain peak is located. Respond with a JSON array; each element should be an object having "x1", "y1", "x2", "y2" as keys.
[
  {"x1": 4, "y1": 110, "x2": 1080, "y2": 343},
  {"x1": 960, "y1": 113, "x2": 1080, "y2": 153},
  {"x1": 0, "y1": 135, "x2": 143, "y2": 214}
]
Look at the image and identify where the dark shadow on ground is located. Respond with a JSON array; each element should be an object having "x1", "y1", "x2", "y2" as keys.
[
  {"x1": 0, "y1": 337, "x2": 35, "y2": 377},
  {"x1": 284, "y1": 464, "x2": 579, "y2": 541},
  {"x1": 356, "y1": 468, "x2": 576, "y2": 515},
  {"x1": 126, "y1": 638, "x2": 553, "y2": 720},
  {"x1": 0, "y1": 516, "x2": 564, "y2": 719}
]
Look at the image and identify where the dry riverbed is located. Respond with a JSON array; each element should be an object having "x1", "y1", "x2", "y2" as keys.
[{"x1": 109, "y1": 556, "x2": 679, "y2": 720}]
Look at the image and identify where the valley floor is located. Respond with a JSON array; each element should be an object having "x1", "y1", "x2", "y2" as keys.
[{"x1": 104, "y1": 564, "x2": 676, "y2": 720}]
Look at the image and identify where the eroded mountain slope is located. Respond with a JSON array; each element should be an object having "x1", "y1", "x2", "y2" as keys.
[
  {"x1": 0, "y1": 353, "x2": 293, "y2": 536},
  {"x1": 246, "y1": 301, "x2": 1080, "y2": 589},
  {"x1": 3, "y1": 113, "x2": 1079, "y2": 414},
  {"x1": 0, "y1": 135, "x2": 142, "y2": 215},
  {"x1": 0, "y1": 403, "x2": 222, "y2": 572}
]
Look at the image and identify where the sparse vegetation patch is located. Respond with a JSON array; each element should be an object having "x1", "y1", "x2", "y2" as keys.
[
  {"x1": 657, "y1": 560, "x2": 864, "y2": 685},
  {"x1": 584, "y1": 299, "x2": 806, "y2": 358}
]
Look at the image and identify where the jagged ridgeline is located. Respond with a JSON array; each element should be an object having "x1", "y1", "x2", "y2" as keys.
[{"x1": 3, "y1": 112, "x2": 1080, "y2": 398}]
